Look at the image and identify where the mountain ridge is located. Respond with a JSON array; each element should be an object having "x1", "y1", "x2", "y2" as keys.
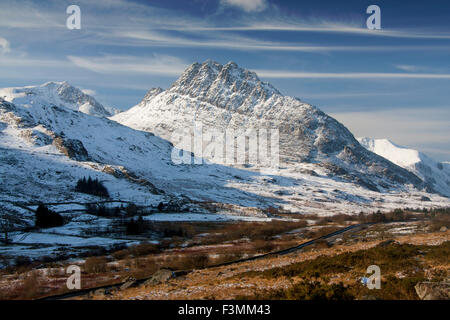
[
  {"x1": 0, "y1": 81, "x2": 114, "y2": 118},
  {"x1": 113, "y1": 60, "x2": 425, "y2": 193},
  {"x1": 1, "y1": 78, "x2": 449, "y2": 229}
]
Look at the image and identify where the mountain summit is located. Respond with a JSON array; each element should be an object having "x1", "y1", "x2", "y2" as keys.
[
  {"x1": 169, "y1": 60, "x2": 281, "y2": 108},
  {"x1": 0, "y1": 81, "x2": 115, "y2": 118},
  {"x1": 112, "y1": 60, "x2": 424, "y2": 192}
]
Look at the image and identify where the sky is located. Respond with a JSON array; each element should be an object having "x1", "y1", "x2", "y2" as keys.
[{"x1": 0, "y1": 0, "x2": 449, "y2": 160}]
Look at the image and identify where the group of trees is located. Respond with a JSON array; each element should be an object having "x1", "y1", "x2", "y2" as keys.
[
  {"x1": 0, "y1": 220, "x2": 12, "y2": 244},
  {"x1": 75, "y1": 177, "x2": 109, "y2": 198},
  {"x1": 125, "y1": 216, "x2": 150, "y2": 235},
  {"x1": 35, "y1": 204, "x2": 64, "y2": 228}
]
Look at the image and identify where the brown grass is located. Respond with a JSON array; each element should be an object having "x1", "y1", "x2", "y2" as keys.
[{"x1": 84, "y1": 256, "x2": 109, "y2": 274}]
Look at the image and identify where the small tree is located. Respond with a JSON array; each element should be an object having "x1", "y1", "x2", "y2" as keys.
[
  {"x1": 75, "y1": 176, "x2": 109, "y2": 198},
  {"x1": 125, "y1": 216, "x2": 148, "y2": 235},
  {"x1": 35, "y1": 204, "x2": 64, "y2": 228},
  {"x1": 125, "y1": 203, "x2": 140, "y2": 216},
  {"x1": 0, "y1": 220, "x2": 12, "y2": 244},
  {"x1": 392, "y1": 208, "x2": 404, "y2": 221}
]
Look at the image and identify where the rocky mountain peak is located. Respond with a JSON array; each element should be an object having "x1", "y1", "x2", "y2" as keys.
[
  {"x1": 142, "y1": 87, "x2": 164, "y2": 102},
  {"x1": 169, "y1": 60, "x2": 281, "y2": 111}
]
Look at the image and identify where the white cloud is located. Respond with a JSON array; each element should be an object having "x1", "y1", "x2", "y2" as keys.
[
  {"x1": 0, "y1": 55, "x2": 68, "y2": 68},
  {"x1": 67, "y1": 54, "x2": 188, "y2": 75},
  {"x1": 81, "y1": 88, "x2": 96, "y2": 96},
  {"x1": 0, "y1": 1, "x2": 63, "y2": 29},
  {"x1": 112, "y1": 30, "x2": 450, "y2": 52},
  {"x1": 221, "y1": 0, "x2": 267, "y2": 12},
  {"x1": 179, "y1": 20, "x2": 450, "y2": 39},
  {"x1": 395, "y1": 65, "x2": 419, "y2": 72},
  {"x1": 0, "y1": 37, "x2": 10, "y2": 54},
  {"x1": 256, "y1": 70, "x2": 450, "y2": 79},
  {"x1": 394, "y1": 65, "x2": 438, "y2": 73}
]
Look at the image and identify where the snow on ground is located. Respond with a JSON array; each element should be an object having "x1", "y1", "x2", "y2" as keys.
[
  {"x1": 9, "y1": 232, "x2": 129, "y2": 247},
  {"x1": 143, "y1": 213, "x2": 274, "y2": 222},
  {"x1": 0, "y1": 232, "x2": 139, "y2": 261},
  {"x1": 358, "y1": 137, "x2": 422, "y2": 168}
]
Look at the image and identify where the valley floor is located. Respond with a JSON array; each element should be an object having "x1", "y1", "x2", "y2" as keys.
[
  {"x1": 88, "y1": 222, "x2": 450, "y2": 300},
  {"x1": 0, "y1": 209, "x2": 448, "y2": 300}
]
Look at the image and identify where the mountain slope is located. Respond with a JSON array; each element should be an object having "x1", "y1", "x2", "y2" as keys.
[
  {"x1": 0, "y1": 95, "x2": 272, "y2": 208},
  {"x1": 112, "y1": 60, "x2": 424, "y2": 193},
  {"x1": 0, "y1": 81, "x2": 113, "y2": 118},
  {"x1": 1, "y1": 80, "x2": 449, "y2": 230},
  {"x1": 358, "y1": 137, "x2": 450, "y2": 197}
]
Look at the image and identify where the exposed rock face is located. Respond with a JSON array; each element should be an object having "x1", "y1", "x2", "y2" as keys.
[
  {"x1": 377, "y1": 239, "x2": 399, "y2": 247},
  {"x1": 101, "y1": 165, "x2": 164, "y2": 194},
  {"x1": 113, "y1": 60, "x2": 424, "y2": 192},
  {"x1": 53, "y1": 136, "x2": 89, "y2": 161},
  {"x1": 415, "y1": 281, "x2": 450, "y2": 300},
  {"x1": 120, "y1": 277, "x2": 138, "y2": 291}
]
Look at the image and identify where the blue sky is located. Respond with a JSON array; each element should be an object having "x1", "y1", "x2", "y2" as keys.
[{"x1": 0, "y1": 0, "x2": 449, "y2": 160}]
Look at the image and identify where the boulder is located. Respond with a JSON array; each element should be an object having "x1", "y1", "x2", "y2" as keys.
[
  {"x1": 415, "y1": 281, "x2": 450, "y2": 300},
  {"x1": 120, "y1": 276, "x2": 137, "y2": 291},
  {"x1": 144, "y1": 268, "x2": 175, "y2": 286},
  {"x1": 377, "y1": 239, "x2": 399, "y2": 247}
]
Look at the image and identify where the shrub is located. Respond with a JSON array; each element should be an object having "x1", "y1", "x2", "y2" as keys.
[
  {"x1": 125, "y1": 203, "x2": 140, "y2": 216},
  {"x1": 165, "y1": 253, "x2": 210, "y2": 270},
  {"x1": 85, "y1": 203, "x2": 117, "y2": 217},
  {"x1": 15, "y1": 255, "x2": 32, "y2": 267},
  {"x1": 427, "y1": 210, "x2": 450, "y2": 231},
  {"x1": 252, "y1": 240, "x2": 276, "y2": 253},
  {"x1": 21, "y1": 270, "x2": 41, "y2": 299},
  {"x1": 35, "y1": 204, "x2": 64, "y2": 228},
  {"x1": 246, "y1": 280, "x2": 354, "y2": 300},
  {"x1": 84, "y1": 256, "x2": 109, "y2": 273},
  {"x1": 129, "y1": 243, "x2": 160, "y2": 257},
  {"x1": 75, "y1": 176, "x2": 109, "y2": 198},
  {"x1": 125, "y1": 216, "x2": 150, "y2": 235}
]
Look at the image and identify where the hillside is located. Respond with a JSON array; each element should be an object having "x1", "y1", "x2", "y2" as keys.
[
  {"x1": 358, "y1": 137, "x2": 450, "y2": 197},
  {"x1": 113, "y1": 60, "x2": 424, "y2": 193}
]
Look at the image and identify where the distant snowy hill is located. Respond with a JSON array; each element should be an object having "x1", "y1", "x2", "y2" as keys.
[
  {"x1": 0, "y1": 81, "x2": 113, "y2": 118},
  {"x1": 113, "y1": 60, "x2": 424, "y2": 193},
  {"x1": 358, "y1": 137, "x2": 450, "y2": 197}
]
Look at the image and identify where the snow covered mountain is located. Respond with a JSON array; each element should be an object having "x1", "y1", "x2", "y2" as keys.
[
  {"x1": 112, "y1": 60, "x2": 424, "y2": 193},
  {"x1": 358, "y1": 137, "x2": 450, "y2": 197},
  {"x1": 0, "y1": 94, "x2": 271, "y2": 209},
  {"x1": 0, "y1": 81, "x2": 113, "y2": 118},
  {"x1": 1, "y1": 73, "x2": 449, "y2": 264},
  {"x1": 1, "y1": 78, "x2": 448, "y2": 229}
]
